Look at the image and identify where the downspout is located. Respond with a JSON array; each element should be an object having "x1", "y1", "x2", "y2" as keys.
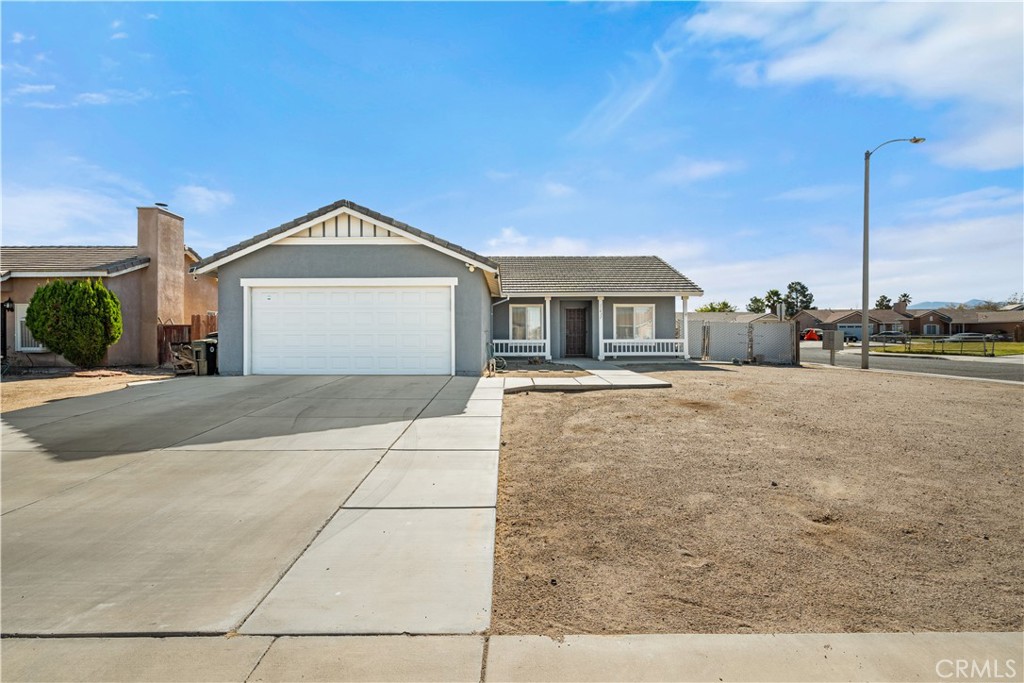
[{"x1": 490, "y1": 297, "x2": 510, "y2": 352}]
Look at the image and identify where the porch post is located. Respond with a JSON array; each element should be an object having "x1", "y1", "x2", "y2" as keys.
[
  {"x1": 682, "y1": 295, "x2": 690, "y2": 360},
  {"x1": 544, "y1": 296, "x2": 552, "y2": 360},
  {"x1": 597, "y1": 296, "x2": 605, "y2": 360}
]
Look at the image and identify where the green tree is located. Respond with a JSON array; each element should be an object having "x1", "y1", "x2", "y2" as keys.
[
  {"x1": 764, "y1": 289, "x2": 784, "y2": 316},
  {"x1": 783, "y1": 281, "x2": 815, "y2": 318},
  {"x1": 875, "y1": 294, "x2": 893, "y2": 309},
  {"x1": 696, "y1": 301, "x2": 737, "y2": 313},
  {"x1": 897, "y1": 292, "x2": 912, "y2": 305},
  {"x1": 746, "y1": 296, "x2": 767, "y2": 313},
  {"x1": 26, "y1": 279, "x2": 123, "y2": 368}
]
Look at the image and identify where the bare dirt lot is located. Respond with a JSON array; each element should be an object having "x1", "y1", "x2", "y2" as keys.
[
  {"x1": 491, "y1": 364, "x2": 1023, "y2": 635},
  {"x1": 1, "y1": 369, "x2": 173, "y2": 412}
]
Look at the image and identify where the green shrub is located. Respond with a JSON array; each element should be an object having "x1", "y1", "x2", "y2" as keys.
[{"x1": 25, "y1": 279, "x2": 123, "y2": 368}]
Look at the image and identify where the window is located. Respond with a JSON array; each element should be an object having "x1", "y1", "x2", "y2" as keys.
[
  {"x1": 614, "y1": 304, "x2": 655, "y2": 340},
  {"x1": 511, "y1": 304, "x2": 543, "y2": 340},
  {"x1": 14, "y1": 303, "x2": 46, "y2": 352},
  {"x1": 924, "y1": 324, "x2": 939, "y2": 335}
]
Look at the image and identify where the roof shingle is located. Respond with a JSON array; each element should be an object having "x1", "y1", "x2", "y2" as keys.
[
  {"x1": 490, "y1": 256, "x2": 703, "y2": 296},
  {"x1": 0, "y1": 246, "x2": 149, "y2": 278}
]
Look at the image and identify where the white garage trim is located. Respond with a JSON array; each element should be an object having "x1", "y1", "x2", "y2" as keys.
[{"x1": 241, "y1": 277, "x2": 458, "y2": 376}]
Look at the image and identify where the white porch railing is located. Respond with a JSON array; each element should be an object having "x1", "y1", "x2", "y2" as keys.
[
  {"x1": 603, "y1": 339, "x2": 686, "y2": 356},
  {"x1": 492, "y1": 339, "x2": 549, "y2": 357}
]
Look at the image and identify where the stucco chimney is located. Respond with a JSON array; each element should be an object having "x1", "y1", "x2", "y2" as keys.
[
  {"x1": 893, "y1": 300, "x2": 908, "y2": 315},
  {"x1": 137, "y1": 206, "x2": 185, "y2": 365}
]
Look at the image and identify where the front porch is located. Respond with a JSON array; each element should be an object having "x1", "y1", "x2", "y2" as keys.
[{"x1": 491, "y1": 295, "x2": 694, "y2": 361}]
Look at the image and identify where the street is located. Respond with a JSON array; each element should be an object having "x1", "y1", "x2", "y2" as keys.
[{"x1": 800, "y1": 344, "x2": 1024, "y2": 383}]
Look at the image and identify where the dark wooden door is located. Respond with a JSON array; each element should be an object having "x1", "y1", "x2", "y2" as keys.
[{"x1": 565, "y1": 308, "x2": 587, "y2": 356}]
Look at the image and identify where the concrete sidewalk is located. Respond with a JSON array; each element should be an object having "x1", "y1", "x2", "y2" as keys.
[
  {"x1": 3, "y1": 632, "x2": 1020, "y2": 682},
  {"x1": 504, "y1": 359, "x2": 672, "y2": 392}
]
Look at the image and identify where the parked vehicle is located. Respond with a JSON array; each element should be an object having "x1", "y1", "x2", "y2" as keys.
[
  {"x1": 870, "y1": 331, "x2": 908, "y2": 342},
  {"x1": 800, "y1": 328, "x2": 824, "y2": 341},
  {"x1": 941, "y1": 332, "x2": 989, "y2": 342},
  {"x1": 842, "y1": 331, "x2": 860, "y2": 342}
]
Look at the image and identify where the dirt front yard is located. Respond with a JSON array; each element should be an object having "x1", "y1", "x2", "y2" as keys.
[
  {"x1": 491, "y1": 364, "x2": 1023, "y2": 636},
  {"x1": 1, "y1": 369, "x2": 173, "y2": 412}
]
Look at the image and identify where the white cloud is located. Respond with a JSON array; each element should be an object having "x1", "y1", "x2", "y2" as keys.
[
  {"x1": 683, "y1": 3, "x2": 1024, "y2": 171},
  {"x1": 11, "y1": 83, "x2": 55, "y2": 95},
  {"x1": 483, "y1": 226, "x2": 706, "y2": 262},
  {"x1": 72, "y1": 89, "x2": 151, "y2": 106},
  {"x1": 903, "y1": 187, "x2": 1024, "y2": 219},
  {"x1": 145, "y1": 14, "x2": 159, "y2": 20},
  {"x1": 110, "y1": 32, "x2": 128, "y2": 40},
  {"x1": 485, "y1": 169, "x2": 515, "y2": 182},
  {"x1": 172, "y1": 185, "x2": 235, "y2": 214},
  {"x1": 11, "y1": 32, "x2": 35, "y2": 45},
  {"x1": 2, "y1": 62, "x2": 36, "y2": 77},
  {"x1": 111, "y1": 20, "x2": 124, "y2": 29},
  {"x1": 770, "y1": 184, "x2": 856, "y2": 202},
  {"x1": 1, "y1": 185, "x2": 138, "y2": 245},
  {"x1": 569, "y1": 42, "x2": 678, "y2": 143},
  {"x1": 542, "y1": 181, "x2": 575, "y2": 198},
  {"x1": 654, "y1": 156, "x2": 744, "y2": 186},
  {"x1": 686, "y1": 190, "x2": 1023, "y2": 309}
]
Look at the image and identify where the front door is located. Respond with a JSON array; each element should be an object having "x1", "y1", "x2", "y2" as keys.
[{"x1": 565, "y1": 308, "x2": 587, "y2": 357}]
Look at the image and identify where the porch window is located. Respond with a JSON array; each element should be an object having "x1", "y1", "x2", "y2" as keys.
[
  {"x1": 511, "y1": 304, "x2": 543, "y2": 340},
  {"x1": 614, "y1": 304, "x2": 654, "y2": 340},
  {"x1": 14, "y1": 303, "x2": 46, "y2": 352}
]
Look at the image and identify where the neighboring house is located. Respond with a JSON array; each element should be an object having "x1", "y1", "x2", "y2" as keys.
[
  {"x1": 1, "y1": 207, "x2": 218, "y2": 367},
  {"x1": 190, "y1": 199, "x2": 704, "y2": 376},
  {"x1": 793, "y1": 306, "x2": 912, "y2": 338},
  {"x1": 908, "y1": 308, "x2": 1024, "y2": 338}
]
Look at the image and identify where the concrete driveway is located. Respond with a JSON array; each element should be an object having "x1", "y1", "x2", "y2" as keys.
[{"x1": 1, "y1": 374, "x2": 503, "y2": 636}]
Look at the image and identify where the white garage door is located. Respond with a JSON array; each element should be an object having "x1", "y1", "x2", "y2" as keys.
[{"x1": 250, "y1": 286, "x2": 452, "y2": 375}]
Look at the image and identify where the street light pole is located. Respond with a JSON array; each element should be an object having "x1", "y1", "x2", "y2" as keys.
[{"x1": 861, "y1": 137, "x2": 925, "y2": 370}]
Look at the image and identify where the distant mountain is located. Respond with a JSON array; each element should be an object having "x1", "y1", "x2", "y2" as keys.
[
  {"x1": 908, "y1": 301, "x2": 961, "y2": 310},
  {"x1": 908, "y1": 299, "x2": 1001, "y2": 310}
]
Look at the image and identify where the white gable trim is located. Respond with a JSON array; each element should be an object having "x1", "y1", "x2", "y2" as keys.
[
  {"x1": 0, "y1": 263, "x2": 150, "y2": 280},
  {"x1": 193, "y1": 205, "x2": 497, "y2": 275}
]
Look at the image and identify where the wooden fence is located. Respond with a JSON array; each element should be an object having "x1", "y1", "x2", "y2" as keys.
[
  {"x1": 157, "y1": 324, "x2": 193, "y2": 366},
  {"x1": 190, "y1": 313, "x2": 218, "y2": 341}
]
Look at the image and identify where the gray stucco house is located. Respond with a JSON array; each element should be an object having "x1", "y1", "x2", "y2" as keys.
[{"x1": 191, "y1": 200, "x2": 703, "y2": 375}]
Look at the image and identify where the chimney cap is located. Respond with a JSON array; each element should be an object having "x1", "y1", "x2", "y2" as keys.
[{"x1": 155, "y1": 202, "x2": 169, "y2": 208}]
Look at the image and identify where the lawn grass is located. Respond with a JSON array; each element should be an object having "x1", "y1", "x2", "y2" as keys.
[{"x1": 875, "y1": 340, "x2": 1024, "y2": 357}]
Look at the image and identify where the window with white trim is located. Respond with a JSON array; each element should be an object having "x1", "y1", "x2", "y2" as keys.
[
  {"x1": 511, "y1": 304, "x2": 544, "y2": 340},
  {"x1": 924, "y1": 323, "x2": 939, "y2": 335},
  {"x1": 14, "y1": 303, "x2": 47, "y2": 352},
  {"x1": 614, "y1": 304, "x2": 655, "y2": 340}
]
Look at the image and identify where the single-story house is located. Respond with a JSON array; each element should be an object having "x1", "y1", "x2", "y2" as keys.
[
  {"x1": 1, "y1": 207, "x2": 218, "y2": 366},
  {"x1": 907, "y1": 308, "x2": 1024, "y2": 339},
  {"x1": 190, "y1": 199, "x2": 704, "y2": 376},
  {"x1": 792, "y1": 306, "x2": 912, "y2": 338}
]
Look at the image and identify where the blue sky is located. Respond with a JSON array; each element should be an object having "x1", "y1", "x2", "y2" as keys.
[{"x1": 3, "y1": 2, "x2": 1022, "y2": 308}]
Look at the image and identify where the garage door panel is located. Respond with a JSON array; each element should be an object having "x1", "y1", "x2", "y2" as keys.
[{"x1": 251, "y1": 286, "x2": 452, "y2": 375}]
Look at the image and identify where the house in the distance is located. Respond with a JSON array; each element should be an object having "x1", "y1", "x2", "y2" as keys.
[
  {"x1": 189, "y1": 199, "x2": 704, "y2": 376},
  {"x1": 1, "y1": 207, "x2": 218, "y2": 367},
  {"x1": 907, "y1": 308, "x2": 1024, "y2": 339},
  {"x1": 792, "y1": 304, "x2": 912, "y2": 339}
]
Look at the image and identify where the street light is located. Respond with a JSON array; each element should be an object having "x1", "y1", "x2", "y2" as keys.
[{"x1": 862, "y1": 136, "x2": 925, "y2": 369}]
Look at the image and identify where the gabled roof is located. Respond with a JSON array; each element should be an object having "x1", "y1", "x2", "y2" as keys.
[
  {"x1": 798, "y1": 308, "x2": 911, "y2": 324},
  {"x1": 0, "y1": 246, "x2": 150, "y2": 280},
  {"x1": 490, "y1": 256, "x2": 703, "y2": 296},
  {"x1": 190, "y1": 199, "x2": 498, "y2": 274}
]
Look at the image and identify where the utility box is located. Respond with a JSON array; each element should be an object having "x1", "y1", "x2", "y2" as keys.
[{"x1": 822, "y1": 330, "x2": 845, "y2": 350}]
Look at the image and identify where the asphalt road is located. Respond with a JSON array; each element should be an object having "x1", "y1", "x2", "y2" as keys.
[{"x1": 800, "y1": 345, "x2": 1024, "y2": 383}]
